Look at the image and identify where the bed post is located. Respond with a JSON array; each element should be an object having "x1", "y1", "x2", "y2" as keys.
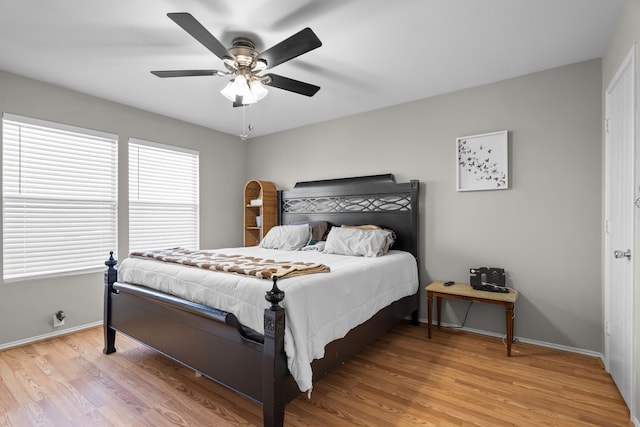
[
  {"x1": 262, "y1": 276, "x2": 286, "y2": 427},
  {"x1": 103, "y1": 251, "x2": 118, "y2": 354}
]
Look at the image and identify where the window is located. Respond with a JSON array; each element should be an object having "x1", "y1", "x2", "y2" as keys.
[
  {"x1": 2, "y1": 114, "x2": 117, "y2": 281},
  {"x1": 128, "y1": 139, "x2": 199, "y2": 252}
]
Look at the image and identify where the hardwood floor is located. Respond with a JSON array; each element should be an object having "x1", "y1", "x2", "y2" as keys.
[{"x1": 0, "y1": 323, "x2": 631, "y2": 426}]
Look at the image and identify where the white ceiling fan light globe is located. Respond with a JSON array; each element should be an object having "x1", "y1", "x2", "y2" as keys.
[
  {"x1": 220, "y1": 80, "x2": 237, "y2": 101},
  {"x1": 233, "y1": 74, "x2": 251, "y2": 98},
  {"x1": 250, "y1": 80, "x2": 268, "y2": 101},
  {"x1": 242, "y1": 91, "x2": 258, "y2": 105}
]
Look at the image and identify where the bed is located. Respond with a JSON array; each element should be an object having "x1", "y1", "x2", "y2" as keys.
[{"x1": 103, "y1": 174, "x2": 420, "y2": 427}]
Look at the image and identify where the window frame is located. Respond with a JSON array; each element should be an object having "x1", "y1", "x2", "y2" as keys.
[
  {"x1": 128, "y1": 138, "x2": 200, "y2": 253},
  {"x1": 2, "y1": 113, "x2": 118, "y2": 282}
]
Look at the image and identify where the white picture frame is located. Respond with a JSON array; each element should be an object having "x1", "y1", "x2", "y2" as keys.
[{"x1": 456, "y1": 130, "x2": 508, "y2": 191}]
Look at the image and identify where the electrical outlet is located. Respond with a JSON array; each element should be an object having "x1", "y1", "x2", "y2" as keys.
[
  {"x1": 53, "y1": 314, "x2": 64, "y2": 327},
  {"x1": 53, "y1": 310, "x2": 66, "y2": 327}
]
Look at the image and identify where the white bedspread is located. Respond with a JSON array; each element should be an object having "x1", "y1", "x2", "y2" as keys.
[{"x1": 118, "y1": 247, "x2": 418, "y2": 392}]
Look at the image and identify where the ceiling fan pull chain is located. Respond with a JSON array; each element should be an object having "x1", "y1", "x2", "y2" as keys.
[{"x1": 240, "y1": 106, "x2": 248, "y2": 141}]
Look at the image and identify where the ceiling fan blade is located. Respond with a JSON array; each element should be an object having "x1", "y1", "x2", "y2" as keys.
[
  {"x1": 258, "y1": 28, "x2": 321, "y2": 70},
  {"x1": 167, "y1": 12, "x2": 230, "y2": 60},
  {"x1": 264, "y1": 73, "x2": 320, "y2": 97},
  {"x1": 151, "y1": 70, "x2": 218, "y2": 78}
]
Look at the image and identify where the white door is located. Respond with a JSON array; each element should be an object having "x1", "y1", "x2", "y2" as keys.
[{"x1": 604, "y1": 47, "x2": 635, "y2": 410}]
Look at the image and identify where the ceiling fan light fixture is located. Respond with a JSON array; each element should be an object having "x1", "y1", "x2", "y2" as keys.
[
  {"x1": 221, "y1": 74, "x2": 250, "y2": 101},
  {"x1": 220, "y1": 75, "x2": 268, "y2": 104}
]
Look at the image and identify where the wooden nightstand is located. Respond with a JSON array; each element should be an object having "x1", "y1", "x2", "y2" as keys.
[{"x1": 425, "y1": 280, "x2": 519, "y2": 356}]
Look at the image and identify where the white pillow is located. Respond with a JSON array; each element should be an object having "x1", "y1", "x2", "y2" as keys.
[
  {"x1": 324, "y1": 227, "x2": 394, "y2": 257},
  {"x1": 259, "y1": 224, "x2": 311, "y2": 250}
]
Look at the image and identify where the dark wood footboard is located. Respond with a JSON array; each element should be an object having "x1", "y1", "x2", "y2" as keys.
[{"x1": 103, "y1": 253, "x2": 295, "y2": 426}]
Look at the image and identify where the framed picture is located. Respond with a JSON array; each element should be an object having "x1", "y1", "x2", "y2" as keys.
[{"x1": 456, "y1": 130, "x2": 508, "y2": 191}]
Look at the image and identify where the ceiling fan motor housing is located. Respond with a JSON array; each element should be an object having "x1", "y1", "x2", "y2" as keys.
[{"x1": 229, "y1": 38, "x2": 260, "y2": 68}]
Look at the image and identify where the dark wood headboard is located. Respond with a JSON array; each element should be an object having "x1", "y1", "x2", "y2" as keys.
[{"x1": 278, "y1": 174, "x2": 419, "y2": 261}]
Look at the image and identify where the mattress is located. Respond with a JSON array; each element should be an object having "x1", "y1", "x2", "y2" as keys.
[{"x1": 118, "y1": 246, "x2": 419, "y2": 392}]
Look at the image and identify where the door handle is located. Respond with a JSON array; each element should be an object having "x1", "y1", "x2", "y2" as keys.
[{"x1": 614, "y1": 249, "x2": 632, "y2": 260}]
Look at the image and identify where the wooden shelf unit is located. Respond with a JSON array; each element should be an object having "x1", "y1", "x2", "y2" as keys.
[{"x1": 243, "y1": 179, "x2": 277, "y2": 246}]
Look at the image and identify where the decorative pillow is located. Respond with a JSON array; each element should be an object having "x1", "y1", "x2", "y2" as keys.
[
  {"x1": 291, "y1": 220, "x2": 330, "y2": 242},
  {"x1": 259, "y1": 224, "x2": 311, "y2": 250},
  {"x1": 324, "y1": 227, "x2": 394, "y2": 257}
]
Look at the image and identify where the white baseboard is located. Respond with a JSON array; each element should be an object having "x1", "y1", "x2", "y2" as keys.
[
  {"x1": 418, "y1": 317, "x2": 604, "y2": 361},
  {"x1": 0, "y1": 321, "x2": 103, "y2": 351}
]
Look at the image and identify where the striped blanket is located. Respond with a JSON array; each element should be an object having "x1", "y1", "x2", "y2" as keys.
[{"x1": 130, "y1": 247, "x2": 330, "y2": 280}]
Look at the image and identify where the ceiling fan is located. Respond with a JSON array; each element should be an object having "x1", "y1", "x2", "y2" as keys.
[{"x1": 151, "y1": 13, "x2": 322, "y2": 107}]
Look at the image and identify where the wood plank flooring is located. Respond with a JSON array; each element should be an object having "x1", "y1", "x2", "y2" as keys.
[{"x1": 0, "y1": 323, "x2": 631, "y2": 426}]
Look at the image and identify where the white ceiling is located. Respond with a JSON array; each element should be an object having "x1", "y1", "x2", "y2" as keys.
[{"x1": 0, "y1": 0, "x2": 627, "y2": 139}]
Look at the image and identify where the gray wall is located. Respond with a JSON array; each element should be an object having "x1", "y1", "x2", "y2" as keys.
[
  {"x1": 0, "y1": 70, "x2": 246, "y2": 346},
  {"x1": 603, "y1": 0, "x2": 640, "y2": 421},
  {"x1": 247, "y1": 59, "x2": 603, "y2": 353}
]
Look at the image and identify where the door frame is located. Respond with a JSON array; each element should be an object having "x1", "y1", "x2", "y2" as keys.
[{"x1": 604, "y1": 44, "x2": 636, "y2": 415}]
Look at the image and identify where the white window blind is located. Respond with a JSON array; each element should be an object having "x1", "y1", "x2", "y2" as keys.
[
  {"x1": 129, "y1": 139, "x2": 199, "y2": 252},
  {"x1": 2, "y1": 114, "x2": 117, "y2": 281}
]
